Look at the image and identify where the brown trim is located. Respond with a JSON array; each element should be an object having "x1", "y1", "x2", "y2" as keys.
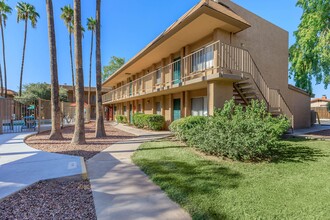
[{"x1": 288, "y1": 84, "x2": 310, "y2": 97}]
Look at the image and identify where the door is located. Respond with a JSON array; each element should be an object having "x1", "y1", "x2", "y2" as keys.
[
  {"x1": 173, "y1": 99, "x2": 181, "y2": 121},
  {"x1": 173, "y1": 57, "x2": 181, "y2": 85},
  {"x1": 129, "y1": 104, "x2": 133, "y2": 124}
]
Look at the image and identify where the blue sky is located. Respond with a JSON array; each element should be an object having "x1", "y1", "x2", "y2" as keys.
[{"x1": 2, "y1": 0, "x2": 327, "y2": 97}]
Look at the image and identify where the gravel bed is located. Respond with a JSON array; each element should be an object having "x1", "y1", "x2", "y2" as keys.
[
  {"x1": 0, "y1": 177, "x2": 96, "y2": 220},
  {"x1": 26, "y1": 121, "x2": 136, "y2": 160}
]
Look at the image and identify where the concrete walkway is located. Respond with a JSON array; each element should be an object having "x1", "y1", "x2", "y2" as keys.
[
  {"x1": 292, "y1": 124, "x2": 330, "y2": 138},
  {"x1": 0, "y1": 132, "x2": 86, "y2": 200},
  {"x1": 87, "y1": 124, "x2": 191, "y2": 220}
]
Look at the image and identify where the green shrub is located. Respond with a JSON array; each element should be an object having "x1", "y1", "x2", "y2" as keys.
[
  {"x1": 169, "y1": 116, "x2": 208, "y2": 141},
  {"x1": 173, "y1": 99, "x2": 290, "y2": 161},
  {"x1": 133, "y1": 113, "x2": 165, "y2": 131},
  {"x1": 133, "y1": 113, "x2": 146, "y2": 128},
  {"x1": 116, "y1": 115, "x2": 127, "y2": 124}
]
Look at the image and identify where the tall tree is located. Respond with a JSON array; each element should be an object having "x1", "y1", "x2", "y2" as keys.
[
  {"x1": 289, "y1": 0, "x2": 330, "y2": 94},
  {"x1": 102, "y1": 56, "x2": 125, "y2": 81},
  {"x1": 46, "y1": 0, "x2": 63, "y2": 140},
  {"x1": 16, "y1": 2, "x2": 39, "y2": 97},
  {"x1": 87, "y1": 17, "x2": 96, "y2": 106},
  {"x1": 95, "y1": 0, "x2": 106, "y2": 137},
  {"x1": 60, "y1": 5, "x2": 75, "y2": 101},
  {"x1": 0, "y1": 0, "x2": 12, "y2": 98},
  {"x1": 71, "y1": 0, "x2": 86, "y2": 145}
]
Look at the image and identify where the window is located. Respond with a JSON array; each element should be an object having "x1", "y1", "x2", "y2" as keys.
[
  {"x1": 156, "y1": 102, "x2": 161, "y2": 115},
  {"x1": 114, "y1": 106, "x2": 117, "y2": 115},
  {"x1": 123, "y1": 106, "x2": 126, "y2": 114},
  {"x1": 155, "y1": 69, "x2": 162, "y2": 84},
  {"x1": 138, "y1": 104, "x2": 142, "y2": 113},
  {"x1": 191, "y1": 97, "x2": 208, "y2": 116},
  {"x1": 191, "y1": 45, "x2": 214, "y2": 72}
]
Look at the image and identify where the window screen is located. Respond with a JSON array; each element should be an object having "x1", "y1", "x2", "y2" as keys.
[{"x1": 191, "y1": 97, "x2": 208, "y2": 116}]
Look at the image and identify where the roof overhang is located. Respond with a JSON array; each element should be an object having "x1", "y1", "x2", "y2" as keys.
[{"x1": 103, "y1": 0, "x2": 251, "y2": 87}]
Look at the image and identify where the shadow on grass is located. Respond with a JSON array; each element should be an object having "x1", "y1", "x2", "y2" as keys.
[
  {"x1": 270, "y1": 142, "x2": 328, "y2": 163},
  {"x1": 134, "y1": 145, "x2": 242, "y2": 220}
]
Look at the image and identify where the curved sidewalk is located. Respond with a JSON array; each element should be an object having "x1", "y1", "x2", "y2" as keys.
[
  {"x1": 87, "y1": 124, "x2": 191, "y2": 220},
  {"x1": 0, "y1": 132, "x2": 86, "y2": 200}
]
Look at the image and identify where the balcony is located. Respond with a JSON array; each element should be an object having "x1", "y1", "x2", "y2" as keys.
[{"x1": 102, "y1": 41, "x2": 251, "y2": 104}]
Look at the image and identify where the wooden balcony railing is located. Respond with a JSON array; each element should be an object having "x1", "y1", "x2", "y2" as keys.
[{"x1": 103, "y1": 40, "x2": 294, "y2": 127}]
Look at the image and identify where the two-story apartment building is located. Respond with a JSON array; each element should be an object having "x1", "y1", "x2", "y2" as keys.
[{"x1": 102, "y1": 0, "x2": 311, "y2": 129}]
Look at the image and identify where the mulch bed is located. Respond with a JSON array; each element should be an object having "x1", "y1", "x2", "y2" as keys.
[
  {"x1": 0, "y1": 121, "x2": 136, "y2": 219},
  {"x1": 307, "y1": 129, "x2": 330, "y2": 137},
  {"x1": 0, "y1": 177, "x2": 96, "y2": 220},
  {"x1": 26, "y1": 121, "x2": 136, "y2": 160}
]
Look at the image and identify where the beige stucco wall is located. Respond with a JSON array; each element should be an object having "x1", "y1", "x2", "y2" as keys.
[{"x1": 287, "y1": 88, "x2": 311, "y2": 129}]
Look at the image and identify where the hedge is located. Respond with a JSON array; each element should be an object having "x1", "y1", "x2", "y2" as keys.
[
  {"x1": 116, "y1": 115, "x2": 127, "y2": 124},
  {"x1": 169, "y1": 116, "x2": 208, "y2": 141},
  {"x1": 133, "y1": 113, "x2": 165, "y2": 131},
  {"x1": 169, "y1": 99, "x2": 290, "y2": 161}
]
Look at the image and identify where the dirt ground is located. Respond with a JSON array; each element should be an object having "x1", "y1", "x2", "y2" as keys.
[{"x1": 26, "y1": 121, "x2": 136, "y2": 160}]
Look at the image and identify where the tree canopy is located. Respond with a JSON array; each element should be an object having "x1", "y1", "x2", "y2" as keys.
[
  {"x1": 102, "y1": 56, "x2": 125, "y2": 81},
  {"x1": 289, "y1": 0, "x2": 330, "y2": 94},
  {"x1": 17, "y1": 82, "x2": 68, "y2": 102}
]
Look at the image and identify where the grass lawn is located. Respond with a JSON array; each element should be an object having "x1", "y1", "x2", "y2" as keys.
[{"x1": 132, "y1": 137, "x2": 330, "y2": 220}]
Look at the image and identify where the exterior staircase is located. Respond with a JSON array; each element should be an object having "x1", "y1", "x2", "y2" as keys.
[
  {"x1": 218, "y1": 41, "x2": 294, "y2": 127},
  {"x1": 233, "y1": 79, "x2": 283, "y2": 117}
]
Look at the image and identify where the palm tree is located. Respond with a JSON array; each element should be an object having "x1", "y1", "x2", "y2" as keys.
[
  {"x1": 60, "y1": 5, "x2": 75, "y2": 102},
  {"x1": 87, "y1": 17, "x2": 96, "y2": 106},
  {"x1": 95, "y1": 0, "x2": 106, "y2": 137},
  {"x1": 46, "y1": 0, "x2": 63, "y2": 140},
  {"x1": 16, "y1": 2, "x2": 39, "y2": 97},
  {"x1": 0, "y1": 64, "x2": 3, "y2": 97},
  {"x1": 71, "y1": 0, "x2": 86, "y2": 145},
  {"x1": 0, "y1": 0, "x2": 11, "y2": 98}
]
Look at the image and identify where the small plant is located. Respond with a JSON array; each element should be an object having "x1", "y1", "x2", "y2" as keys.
[{"x1": 116, "y1": 115, "x2": 127, "y2": 124}]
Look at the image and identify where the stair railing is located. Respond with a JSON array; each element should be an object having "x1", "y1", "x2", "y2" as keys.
[{"x1": 219, "y1": 41, "x2": 294, "y2": 128}]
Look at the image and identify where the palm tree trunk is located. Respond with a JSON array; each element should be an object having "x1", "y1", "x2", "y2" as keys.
[
  {"x1": 46, "y1": 0, "x2": 63, "y2": 140},
  {"x1": 95, "y1": 0, "x2": 106, "y2": 137},
  {"x1": 88, "y1": 31, "x2": 94, "y2": 106},
  {"x1": 71, "y1": 0, "x2": 86, "y2": 145},
  {"x1": 0, "y1": 63, "x2": 3, "y2": 97},
  {"x1": 0, "y1": 17, "x2": 7, "y2": 98},
  {"x1": 69, "y1": 32, "x2": 75, "y2": 102},
  {"x1": 19, "y1": 18, "x2": 28, "y2": 97}
]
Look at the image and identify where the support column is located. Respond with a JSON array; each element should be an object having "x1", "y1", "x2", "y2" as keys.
[
  {"x1": 152, "y1": 97, "x2": 156, "y2": 114},
  {"x1": 168, "y1": 94, "x2": 173, "y2": 122},
  {"x1": 161, "y1": 58, "x2": 166, "y2": 87},
  {"x1": 208, "y1": 80, "x2": 234, "y2": 116},
  {"x1": 142, "y1": 99, "x2": 145, "y2": 114},
  {"x1": 180, "y1": 92, "x2": 185, "y2": 118},
  {"x1": 184, "y1": 91, "x2": 191, "y2": 117},
  {"x1": 184, "y1": 45, "x2": 191, "y2": 81},
  {"x1": 126, "y1": 101, "x2": 130, "y2": 123},
  {"x1": 180, "y1": 48, "x2": 185, "y2": 82},
  {"x1": 161, "y1": 95, "x2": 165, "y2": 117},
  {"x1": 169, "y1": 54, "x2": 174, "y2": 86}
]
